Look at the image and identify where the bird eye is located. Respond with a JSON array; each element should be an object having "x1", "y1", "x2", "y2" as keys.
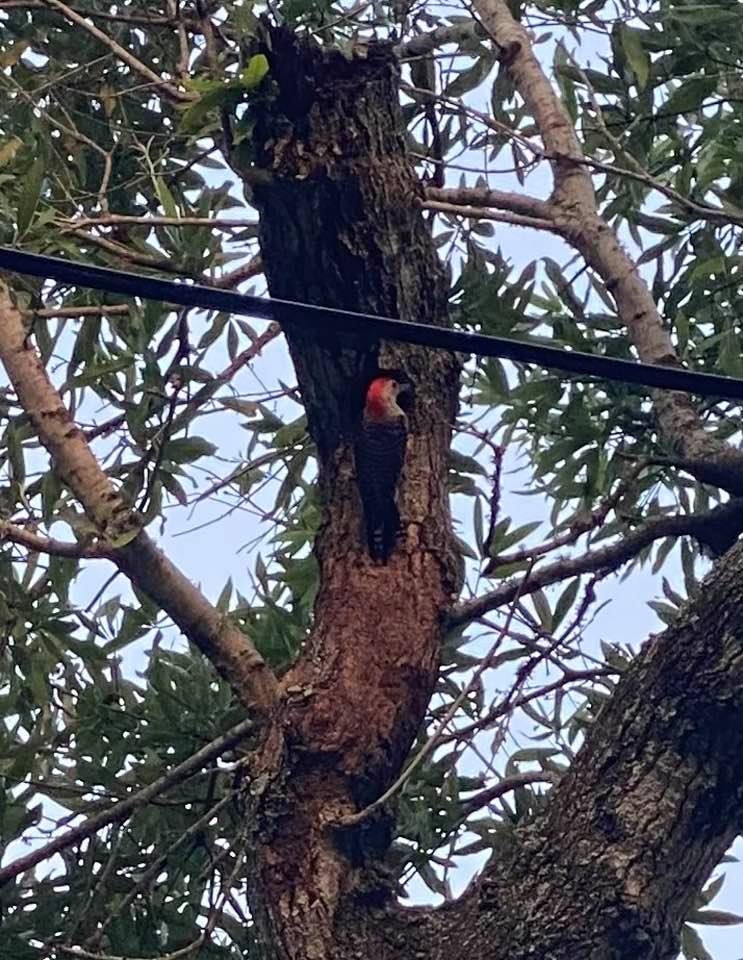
[{"x1": 391, "y1": 380, "x2": 398, "y2": 389}]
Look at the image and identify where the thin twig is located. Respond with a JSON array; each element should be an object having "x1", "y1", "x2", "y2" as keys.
[
  {"x1": 39, "y1": 0, "x2": 196, "y2": 103},
  {"x1": 63, "y1": 214, "x2": 259, "y2": 230},
  {"x1": 459, "y1": 770, "x2": 558, "y2": 818},
  {"x1": 53, "y1": 939, "x2": 205, "y2": 960},
  {"x1": 0, "y1": 718, "x2": 254, "y2": 887},
  {"x1": 32, "y1": 305, "x2": 130, "y2": 318},
  {"x1": 0, "y1": 519, "x2": 110, "y2": 559},
  {"x1": 213, "y1": 254, "x2": 264, "y2": 288},
  {"x1": 423, "y1": 199, "x2": 557, "y2": 232}
]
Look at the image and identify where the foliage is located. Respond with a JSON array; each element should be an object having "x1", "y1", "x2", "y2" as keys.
[{"x1": 1, "y1": 0, "x2": 743, "y2": 957}]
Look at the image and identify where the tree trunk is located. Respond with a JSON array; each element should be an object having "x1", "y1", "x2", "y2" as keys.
[
  {"x1": 329, "y1": 537, "x2": 743, "y2": 960},
  {"x1": 232, "y1": 27, "x2": 743, "y2": 960},
  {"x1": 241, "y1": 29, "x2": 461, "y2": 960}
]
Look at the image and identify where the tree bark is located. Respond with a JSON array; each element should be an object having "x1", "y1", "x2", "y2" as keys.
[
  {"x1": 240, "y1": 29, "x2": 461, "y2": 960},
  {"x1": 327, "y1": 537, "x2": 743, "y2": 960},
  {"x1": 226, "y1": 27, "x2": 743, "y2": 960}
]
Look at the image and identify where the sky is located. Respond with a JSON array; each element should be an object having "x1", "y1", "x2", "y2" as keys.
[{"x1": 2, "y1": 1, "x2": 743, "y2": 956}]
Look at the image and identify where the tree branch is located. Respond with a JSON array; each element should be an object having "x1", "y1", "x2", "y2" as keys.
[
  {"x1": 32, "y1": 304, "x2": 131, "y2": 319},
  {"x1": 470, "y1": 0, "x2": 739, "y2": 475},
  {"x1": 63, "y1": 214, "x2": 259, "y2": 230},
  {"x1": 394, "y1": 20, "x2": 488, "y2": 58},
  {"x1": 0, "y1": 717, "x2": 253, "y2": 887},
  {"x1": 0, "y1": 519, "x2": 110, "y2": 559},
  {"x1": 68, "y1": 229, "x2": 191, "y2": 274},
  {"x1": 459, "y1": 770, "x2": 558, "y2": 819},
  {"x1": 39, "y1": 0, "x2": 196, "y2": 103},
  {"x1": 424, "y1": 185, "x2": 553, "y2": 222},
  {"x1": 212, "y1": 254, "x2": 264, "y2": 288},
  {"x1": 0, "y1": 281, "x2": 278, "y2": 714},
  {"x1": 422, "y1": 199, "x2": 556, "y2": 232},
  {"x1": 449, "y1": 499, "x2": 743, "y2": 628}
]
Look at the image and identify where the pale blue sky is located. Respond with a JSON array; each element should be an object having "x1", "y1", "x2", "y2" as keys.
[{"x1": 3, "y1": 4, "x2": 742, "y2": 954}]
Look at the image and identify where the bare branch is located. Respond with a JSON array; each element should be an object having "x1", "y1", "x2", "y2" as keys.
[
  {"x1": 32, "y1": 305, "x2": 130, "y2": 319},
  {"x1": 449, "y1": 500, "x2": 743, "y2": 628},
  {"x1": 53, "y1": 938, "x2": 206, "y2": 960},
  {"x1": 0, "y1": 281, "x2": 278, "y2": 713},
  {"x1": 68, "y1": 229, "x2": 191, "y2": 275},
  {"x1": 63, "y1": 214, "x2": 259, "y2": 230},
  {"x1": 423, "y1": 198, "x2": 556, "y2": 233},
  {"x1": 424, "y1": 185, "x2": 553, "y2": 221},
  {"x1": 213, "y1": 254, "x2": 264, "y2": 288},
  {"x1": 459, "y1": 771, "x2": 558, "y2": 818},
  {"x1": 0, "y1": 519, "x2": 110, "y2": 559},
  {"x1": 394, "y1": 20, "x2": 487, "y2": 58}
]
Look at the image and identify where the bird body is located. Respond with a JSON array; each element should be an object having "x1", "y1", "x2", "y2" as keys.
[{"x1": 354, "y1": 376, "x2": 408, "y2": 563}]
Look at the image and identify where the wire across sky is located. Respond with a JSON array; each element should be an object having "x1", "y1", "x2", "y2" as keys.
[{"x1": 2, "y1": 246, "x2": 742, "y2": 402}]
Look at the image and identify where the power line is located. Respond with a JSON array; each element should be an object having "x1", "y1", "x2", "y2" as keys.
[{"x1": 2, "y1": 246, "x2": 742, "y2": 401}]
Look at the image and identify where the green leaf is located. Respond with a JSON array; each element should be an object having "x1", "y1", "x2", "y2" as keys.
[
  {"x1": 687, "y1": 909, "x2": 743, "y2": 926},
  {"x1": 530, "y1": 589, "x2": 552, "y2": 630},
  {"x1": 70, "y1": 357, "x2": 132, "y2": 387},
  {"x1": 444, "y1": 51, "x2": 497, "y2": 98},
  {"x1": 154, "y1": 175, "x2": 179, "y2": 219},
  {"x1": 240, "y1": 54, "x2": 269, "y2": 90},
  {"x1": 553, "y1": 578, "x2": 580, "y2": 629},
  {"x1": 620, "y1": 27, "x2": 650, "y2": 90},
  {"x1": 5, "y1": 426, "x2": 25, "y2": 484},
  {"x1": 663, "y1": 77, "x2": 717, "y2": 117},
  {"x1": 180, "y1": 85, "x2": 235, "y2": 134},
  {"x1": 16, "y1": 154, "x2": 44, "y2": 236},
  {"x1": 165, "y1": 437, "x2": 218, "y2": 463},
  {"x1": 680, "y1": 924, "x2": 712, "y2": 960}
]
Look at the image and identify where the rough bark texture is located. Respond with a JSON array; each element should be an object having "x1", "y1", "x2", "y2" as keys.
[
  {"x1": 225, "y1": 27, "x2": 743, "y2": 960},
  {"x1": 241, "y1": 30, "x2": 461, "y2": 960},
  {"x1": 327, "y1": 536, "x2": 743, "y2": 960}
]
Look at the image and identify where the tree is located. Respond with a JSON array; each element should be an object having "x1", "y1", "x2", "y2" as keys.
[{"x1": 1, "y1": 0, "x2": 743, "y2": 958}]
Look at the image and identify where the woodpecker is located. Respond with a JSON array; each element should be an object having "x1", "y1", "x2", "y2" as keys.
[{"x1": 354, "y1": 374, "x2": 409, "y2": 563}]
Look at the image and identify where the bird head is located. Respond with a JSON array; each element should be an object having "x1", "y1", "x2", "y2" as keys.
[{"x1": 364, "y1": 374, "x2": 411, "y2": 419}]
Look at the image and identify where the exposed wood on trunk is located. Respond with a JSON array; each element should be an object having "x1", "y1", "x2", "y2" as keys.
[{"x1": 240, "y1": 29, "x2": 461, "y2": 959}]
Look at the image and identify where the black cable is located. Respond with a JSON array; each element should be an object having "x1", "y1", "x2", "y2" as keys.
[{"x1": 2, "y1": 246, "x2": 743, "y2": 401}]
